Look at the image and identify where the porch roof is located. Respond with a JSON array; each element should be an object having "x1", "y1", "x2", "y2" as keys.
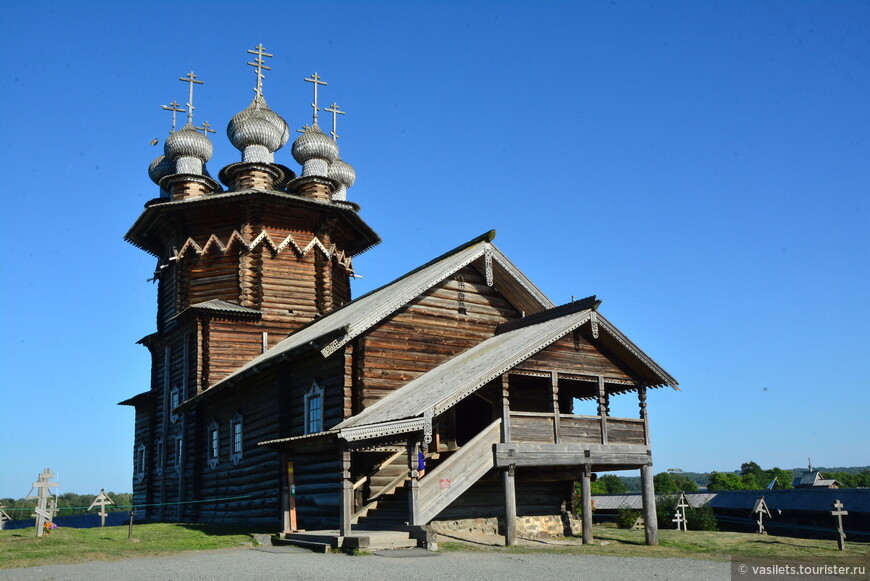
[{"x1": 334, "y1": 302, "x2": 598, "y2": 440}]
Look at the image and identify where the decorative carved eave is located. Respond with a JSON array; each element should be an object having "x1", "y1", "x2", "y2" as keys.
[
  {"x1": 124, "y1": 188, "x2": 380, "y2": 258},
  {"x1": 168, "y1": 229, "x2": 356, "y2": 274}
]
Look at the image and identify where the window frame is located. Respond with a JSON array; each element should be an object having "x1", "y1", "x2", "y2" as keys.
[
  {"x1": 230, "y1": 412, "x2": 243, "y2": 466},
  {"x1": 304, "y1": 382, "x2": 324, "y2": 435},
  {"x1": 207, "y1": 419, "x2": 219, "y2": 470}
]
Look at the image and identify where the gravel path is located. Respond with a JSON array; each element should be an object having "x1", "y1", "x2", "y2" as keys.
[{"x1": 0, "y1": 546, "x2": 729, "y2": 581}]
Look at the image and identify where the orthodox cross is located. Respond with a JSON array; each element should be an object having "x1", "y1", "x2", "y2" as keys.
[
  {"x1": 247, "y1": 43, "x2": 273, "y2": 98},
  {"x1": 179, "y1": 71, "x2": 204, "y2": 125},
  {"x1": 25, "y1": 468, "x2": 58, "y2": 537},
  {"x1": 304, "y1": 72, "x2": 327, "y2": 125},
  {"x1": 0, "y1": 505, "x2": 11, "y2": 530},
  {"x1": 752, "y1": 496, "x2": 771, "y2": 534},
  {"x1": 674, "y1": 492, "x2": 689, "y2": 531},
  {"x1": 831, "y1": 499, "x2": 848, "y2": 551},
  {"x1": 197, "y1": 121, "x2": 215, "y2": 137},
  {"x1": 88, "y1": 489, "x2": 115, "y2": 527},
  {"x1": 296, "y1": 124, "x2": 310, "y2": 135},
  {"x1": 161, "y1": 100, "x2": 186, "y2": 133},
  {"x1": 671, "y1": 511, "x2": 685, "y2": 531},
  {"x1": 324, "y1": 102, "x2": 345, "y2": 142}
]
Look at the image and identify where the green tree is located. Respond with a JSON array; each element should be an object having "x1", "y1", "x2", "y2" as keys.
[
  {"x1": 763, "y1": 467, "x2": 793, "y2": 490},
  {"x1": 598, "y1": 474, "x2": 628, "y2": 494},
  {"x1": 706, "y1": 471, "x2": 744, "y2": 491},
  {"x1": 654, "y1": 472, "x2": 680, "y2": 494}
]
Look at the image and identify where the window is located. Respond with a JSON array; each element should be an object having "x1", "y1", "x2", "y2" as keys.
[
  {"x1": 230, "y1": 412, "x2": 244, "y2": 466},
  {"x1": 208, "y1": 420, "x2": 219, "y2": 469},
  {"x1": 136, "y1": 443, "x2": 146, "y2": 482},
  {"x1": 174, "y1": 433, "x2": 184, "y2": 472},
  {"x1": 170, "y1": 386, "x2": 180, "y2": 423},
  {"x1": 304, "y1": 383, "x2": 324, "y2": 434},
  {"x1": 156, "y1": 439, "x2": 164, "y2": 476}
]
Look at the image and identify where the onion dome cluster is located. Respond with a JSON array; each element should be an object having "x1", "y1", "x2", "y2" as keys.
[{"x1": 227, "y1": 95, "x2": 290, "y2": 164}]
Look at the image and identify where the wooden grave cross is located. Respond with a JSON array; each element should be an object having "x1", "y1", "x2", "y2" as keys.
[
  {"x1": 88, "y1": 489, "x2": 115, "y2": 527},
  {"x1": 674, "y1": 492, "x2": 690, "y2": 531},
  {"x1": 0, "y1": 505, "x2": 11, "y2": 530},
  {"x1": 831, "y1": 499, "x2": 848, "y2": 551},
  {"x1": 752, "y1": 496, "x2": 771, "y2": 534},
  {"x1": 671, "y1": 510, "x2": 685, "y2": 531},
  {"x1": 25, "y1": 468, "x2": 58, "y2": 537}
]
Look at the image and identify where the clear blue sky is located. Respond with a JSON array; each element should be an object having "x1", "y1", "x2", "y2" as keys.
[{"x1": 1, "y1": 1, "x2": 867, "y2": 498}]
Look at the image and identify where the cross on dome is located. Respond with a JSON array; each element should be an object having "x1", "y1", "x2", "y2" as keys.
[
  {"x1": 324, "y1": 102, "x2": 345, "y2": 142},
  {"x1": 179, "y1": 71, "x2": 204, "y2": 125},
  {"x1": 304, "y1": 72, "x2": 327, "y2": 125},
  {"x1": 161, "y1": 100, "x2": 186, "y2": 133},
  {"x1": 197, "y1": 121, "x2": 215, "y2": 136},
  {"x1": 247, "y1": 43, "x2": 273, "y2": 98}
]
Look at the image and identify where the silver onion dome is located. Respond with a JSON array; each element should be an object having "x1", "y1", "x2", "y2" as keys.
[
  {"x1": 148, "y1": 154, "x2": 174, "y2": 185},
  {"x1": 164, "y1": 123, "x2": 213, "y2": 174},
  {"x1": 227, "y1": 95, "x2": 290, "y2": 164},
  {"x1": 291, "y1": 124, "x2": 338, "y2": 177},
  {"x1": 328, "y1": 157, "x2": 356, "y2": 201}
]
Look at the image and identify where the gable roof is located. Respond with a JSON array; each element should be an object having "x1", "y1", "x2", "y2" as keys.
[
  {"x1": 334, "y1": 301, "x2": 597, "y2": 439},
  {"x1": 332, "y1": 299, "x2": 677, "y2": 442},
  {"x1": 177, "y1": 230, "x2": 554, "y2": 411}
]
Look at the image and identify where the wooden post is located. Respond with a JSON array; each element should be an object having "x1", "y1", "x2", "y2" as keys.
[
  {"x1": 407, "y1": 440, "x2": 421, "y2": 526},
  {"x1": 127, "y1": 508, "x2": 135, "y2": 540},
  {"x1": 597, "y1": 376, "x2": 608, "y2": 444},
  {"x1": 551, "y1": 371, "x2": 560, "y2": 444},
  {"x1": 640, "y1": 464, "x2": 658, "y2": 545},
  {"x1": 501, "y1": 375, "x2": 517, "y2": 546},
  {"x1": 282, "y1": 457, "x2": 298, "y2": 533},
  {"x1": 503, "y1": 465, "x2": 517, "y2": 546},
  {"x1": 581, "y1": 464, "x2": 593, "y2": 544},
  {"x1": 339, "y1": 449, "x2": 352, "y2": 537}
]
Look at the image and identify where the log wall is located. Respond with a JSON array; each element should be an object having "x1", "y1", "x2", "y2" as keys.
[{"x1": 357, "y1": 266, "x2": 520, "y2": 409}]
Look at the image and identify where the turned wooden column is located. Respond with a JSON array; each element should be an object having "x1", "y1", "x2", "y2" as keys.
[
  {"x1": 501, "y1": 374, "x2": 517, "y2": 546},
  {"x1": 339, "y1": 448, "x2": 352, "y2": 536}
]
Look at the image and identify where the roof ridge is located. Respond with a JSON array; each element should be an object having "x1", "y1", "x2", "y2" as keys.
[{"x1": 495, "y1": 296, "x2": 599, "y2": 335}]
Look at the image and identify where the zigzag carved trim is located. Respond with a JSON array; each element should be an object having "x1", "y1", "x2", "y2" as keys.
[{"x1": 170, "y1": 230, "x2": 354, "y2": 272}]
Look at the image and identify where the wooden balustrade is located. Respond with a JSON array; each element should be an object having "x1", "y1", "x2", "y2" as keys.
[{"x1": 509, "y1": 412, "x2": 645, "y2": 446}]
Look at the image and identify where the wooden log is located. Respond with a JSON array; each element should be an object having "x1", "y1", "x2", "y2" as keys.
[
  {"x1": 581, "y1": 465, "x2": 593, "y2": 544},
  {"x1": 503, "y1": 465, "x2": 517, "y2": 546},
  {"x1": 641, "y1": 464, "x2": 658, "y2": 545}
]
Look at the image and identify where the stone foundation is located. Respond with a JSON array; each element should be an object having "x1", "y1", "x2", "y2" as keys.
[{"x1": 430, "y1": 513, "x2": 581, "y2": 539}]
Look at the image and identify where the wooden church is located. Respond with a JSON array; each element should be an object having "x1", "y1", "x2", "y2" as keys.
[{"x1": 120, "y1": 46, "x2": 678, "y2": 547}]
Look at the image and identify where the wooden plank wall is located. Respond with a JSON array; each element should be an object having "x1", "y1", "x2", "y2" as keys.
[
  {"x1": 433, "y1": 470, "x2": 574, "y2": 521},
  {"x1": 515, "y1": 334, "x2": 636, "y2": 381},
  {"x1": 357, "y1": 265, "x2": 520, "y2": 409}
]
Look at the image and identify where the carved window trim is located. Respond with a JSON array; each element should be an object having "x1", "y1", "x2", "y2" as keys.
[
  {"x1": 304, "y1": 383, "x2": 324, "y2": 435},
  {"x1": 136, "y1": 442, "x2": 146, "y2": 483},
  {"x1": 174, "y1": 431, "x2": 184, "y2": 473},
  {"x1": 230, "y1": 412, "x2": 244, "y2": 466},
  {"x1": 170, "y1": 385, "x2": 180, "y2": 424},
  {"x1": 155, "y1": 438, "x2": 164, "y2": 476},
  {"x1": 208, "y1": 419, "x2": 219, "y2": 470}
]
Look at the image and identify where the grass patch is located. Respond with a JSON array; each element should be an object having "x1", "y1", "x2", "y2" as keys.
[
  {"x1": 439, "y1": 523, "x2": 870, "y2": 566},
  {"x1": 0, "y1": 523, "x2": 265, "y2": 569}
]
